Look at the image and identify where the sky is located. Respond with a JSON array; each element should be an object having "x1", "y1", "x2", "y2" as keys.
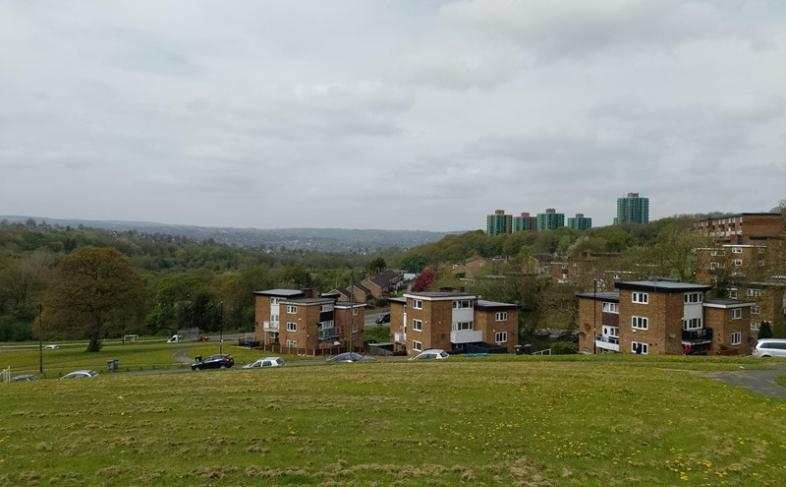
[{"x1": 1, "y1": 0, "x2": 785, "y2": 231}]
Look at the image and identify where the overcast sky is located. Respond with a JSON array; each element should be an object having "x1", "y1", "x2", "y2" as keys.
[{"x1": 1, "y1": 1, "x2": 785, "y2": 230}]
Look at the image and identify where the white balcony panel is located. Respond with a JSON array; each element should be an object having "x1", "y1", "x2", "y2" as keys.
[
  {"x1": 450, "y1": 329, "x2": 483, "y2": 344},
  {"x1": 595, "y1": 339, "x2": 619, "y2": 352},
  {"x1": 263, "y1": 321, "x2": 279, "y2": 332}
]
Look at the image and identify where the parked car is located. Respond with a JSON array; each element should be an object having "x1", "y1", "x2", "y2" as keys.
[
  {"x1": 243, "y1": 357, "x2": 285, "y2": 369},
  {"x1": 375, "y1": 312, "x2": 391, "y2": 324},
  {"x1": 12, "y1": 374, "x2": 40, "y2": 382},
  {"x1": 191, "y1": 354, "x2": 234, "y2": 370},
  {"x1": 410, "y1": 349, "x2": 450, "y2": 361},
  {"x1": 44, "y1": 344, "x2": 60, "y2": 350},
  {"x1": 61, "y1": 370, "x2": 99, "y2": 379},
  {"x1": 167, "y1": 334, "x2": 183, "y2": 343},
  {"x1": 752, "y1": 339, "x2": 786, "y2": 358},
  {"x1": 326, "y1": 352, "x2": 375, "y2": 364},
  {"x1": 197, "y1": 335, "x2": 209, "y2": 342}
]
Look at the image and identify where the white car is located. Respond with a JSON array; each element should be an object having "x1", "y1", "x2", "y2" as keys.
[
  {"x1": 243, "y1": 357, "x2": 285, "y2": 369},
  {"x1": 410, "y1": 349, "x2": 450, "y2": 361},
  {"x1": 61, "y1": 370, "x2": 99, "y2": 379},
  {"x1": 752, "y1": 339, "x2": 786, "y2": 358},
  {"x1": 44, "y1": 344, "x2": 60, "y2": 350}
]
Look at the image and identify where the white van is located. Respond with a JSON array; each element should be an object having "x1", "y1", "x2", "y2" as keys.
[
  {"x1": 752, "y1": 339, "x2": 786, "y2": 358},
  {"x1": 166, "y1": 334, "x2": 183, "y2": 343}
]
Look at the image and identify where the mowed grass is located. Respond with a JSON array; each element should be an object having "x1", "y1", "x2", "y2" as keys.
[
  {"x1": 0, "y1": 341, "x2": 311, "y2": 377},
  {"x1": 2, "y1": 360, "x2": 786, "y2": 486}
]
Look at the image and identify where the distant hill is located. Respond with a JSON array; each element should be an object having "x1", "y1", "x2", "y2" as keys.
[{"x1": 0, "y1": 215, "x2": 450, "y2": 253}]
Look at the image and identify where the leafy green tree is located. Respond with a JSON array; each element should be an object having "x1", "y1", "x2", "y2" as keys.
[
  {"x1": 41, "y1": 247, "x2": 146, "y2": 352},
  {"x1": 758, "y1": 322, "x2": 773, "y2": 339},
  {"x1": 366, "y1": 257, "x2": 387, "y2": 274}
]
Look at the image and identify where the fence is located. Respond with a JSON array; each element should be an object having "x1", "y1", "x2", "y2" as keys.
[{"x1": 1, "y1": 367, "x2": 10, "y2": 384}]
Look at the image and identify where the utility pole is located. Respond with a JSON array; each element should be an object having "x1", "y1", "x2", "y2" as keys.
[
  {"x1": 38, "y1": 303, "x2": 44, "y2": 374},
  {"x1": 219, "y1": 300, "x2": 224, "y2": 355}
]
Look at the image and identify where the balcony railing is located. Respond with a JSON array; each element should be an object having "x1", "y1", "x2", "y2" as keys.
[
  {"x1": 263, "y1": 321, "x2": 279, "y2": 332},
  {"x1": 394, "y1": 332, "x2": 406, "y2": 343},
  {"x1": 595, "y1": 335, "x2": 620, "y2": 352},
  {"x1": 682, "y1": 328, "x2": 713, "y2": 343},
  {"x1": 319, "y1": 327, "x2": 338, "y2": 340},
  {"x1": 450, "y1": 329, "x2": 483, "y2": 344}
]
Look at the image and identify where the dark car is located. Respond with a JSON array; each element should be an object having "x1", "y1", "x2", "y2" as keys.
[
  {"x1": 191, "y1": 354, "x2": 234, "y2": 370},
  {"x1": 375, "y1": 312, "x2": 391, "y2": 324},
  {"x1": 326, "y1": 352, "x2": 375, "y2": 364}
]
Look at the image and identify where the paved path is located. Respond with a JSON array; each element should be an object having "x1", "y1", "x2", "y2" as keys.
[{"x1": 706, "y1": 364, "x2": 786, "y2": 400}]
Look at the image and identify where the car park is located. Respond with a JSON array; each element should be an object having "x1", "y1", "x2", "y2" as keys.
[
  {"x1": 326, "y1": 352, "x2": 375, "y2": 364},
  {"x1": 410, "y1": 349, "x2": 449, "y2": 360},
  {"x1": 191, "y1": 354, "x2": 234, "y2": 370},
  {"x1": 752, "y1": 339, "x2": 786, "y2": 358},
  {"x1": 12, "y1": 374, "x2": 40, "y2": 382},
  {"x1": 61, "y1": 370, "x2": 99, "y2": 379},
  {"x1": 243, "y1": 357, "x2": 285, "y2": 368}
]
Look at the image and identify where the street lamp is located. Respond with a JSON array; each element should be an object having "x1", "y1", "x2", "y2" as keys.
[
  {"x1": 219, "y1": 300, "x2": 224, "y2": 354},
  {"x1": 38, "y1": 303, "x2": 43, "y2": 374}
]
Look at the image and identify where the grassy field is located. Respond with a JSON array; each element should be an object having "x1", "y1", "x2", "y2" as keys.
[
  {"x1": 1, "y1": 357, "x2": 785, "y2": 486},
  {"x1": 0, "y1": 341, "x2": 311, "y2": 377}
]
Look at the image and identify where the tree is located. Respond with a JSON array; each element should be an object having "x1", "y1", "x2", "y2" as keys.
[
  {"x1": 758, "y1": 322, "x2": 773, "y2": 339},
  {"x1": 366, "y1": 257, "x2": 387, "y2": 274},
  {"x1": 41, "y1": 247, "x2": 146, "y2": 352},
  {"x1": 411, "y1": 269, "x2": 436, "y2": 292}
]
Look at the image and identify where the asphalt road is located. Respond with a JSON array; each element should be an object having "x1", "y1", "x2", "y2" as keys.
[
  {"x1": 365, "y1": 308, "x2": 390, "y2": 327},
  {"x1": 706, "y1": 364, "x2": 786, "y2": 400}
]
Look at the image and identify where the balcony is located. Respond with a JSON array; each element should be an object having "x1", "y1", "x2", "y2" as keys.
[
  {"x1": 450, "y1": 329, "x2": 483, "y2": 344},
  {"x1": 682, "y1": 328, "x2": 713, "y2": 344},
  {"x1": 319, "y1": 327, "x2": 338, "y2": 340},
  {"x1": 394, "y1": 332, "x2": 406, "y2": 343},
  {"x1": 263, "y1": 321, "x2": 279, "y2": 332},
  {"x1": 595, "y1": 335, "x2": 620, "y2": 352}
]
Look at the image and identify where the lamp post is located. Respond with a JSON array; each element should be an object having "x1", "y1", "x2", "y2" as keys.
[
  {"x1": 38, "y1": 303, "x2": 44, "y2": 374},
  {"x1": 219, "y1": 300, "x2": 224, "y2": 354}
]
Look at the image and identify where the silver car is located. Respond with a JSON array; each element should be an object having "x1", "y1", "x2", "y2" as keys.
[
  {"x1": 61, "y1": 370, "x2": 99, "y2": 379},
  {"x1": 752, "y1": 339, "x2": 786, "y2": 358},
  {"x1": 243, "y1": 357, "x2": 285, "y2": 368}
]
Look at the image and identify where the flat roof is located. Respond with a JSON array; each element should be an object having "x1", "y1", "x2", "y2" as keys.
[
  {"x1": 403, "y1": 292, "x2": 478, "y2": 301},
  {"x1": 700, "y1": 212, "x2": 782, "y2": 221},
  {"x1": 279, "y1": 298, "x2": 335, "y2": 305},
  {"x1": 388, "y1": 297, "x2": 406, "y2": 304},
  {"x1": 476, "y1": 299, "x2": 518, "y2": 309},
  {"x1": 334, "y1": 302, "x2": 367, "y2": 308},
  {"x1": 704, "y1": 298, "x2": 756, "y2": 309},
  {"x1": 615, "y1": 280, "x2": 712, "y2": 293},
  {"x1": 575, "y1": 291, "x2": 620, "y2": 302},
  {"x1": 253, "y1": 289, "x2": 304, "y2": 297}
]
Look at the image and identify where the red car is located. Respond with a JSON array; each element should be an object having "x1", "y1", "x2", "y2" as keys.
[{"x1": 197, "y1": 335, "x2": 209, "y2": 342}]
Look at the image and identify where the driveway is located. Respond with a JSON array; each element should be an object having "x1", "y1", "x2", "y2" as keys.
[{"x1": 706, "y1": 364, "x2": 786, "y2": 400}]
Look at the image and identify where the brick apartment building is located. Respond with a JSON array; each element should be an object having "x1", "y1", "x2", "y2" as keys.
[
  {"x1": 254, "y1": 289, "x2": 366, "y2": 355},
  {"x1": 696, "y1": 213, "x2": 784, "y2": 244},
  {"x1": 577, "y1": 279, "x2": 756, "y2": 356},
  {"x1": 389, "y1": 291, "x2": 518, "y2": 356}
]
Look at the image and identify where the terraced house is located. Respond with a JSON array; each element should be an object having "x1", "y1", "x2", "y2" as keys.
[
  {"x1": 254, "y1": 288, "x2": 365, "y2": 355},
  {"x1": 389, "y1": 291, "x2": 518, "y2": 356},
  {"x1": 577, "y1": 279, "x2": 756, "y2": 356}
]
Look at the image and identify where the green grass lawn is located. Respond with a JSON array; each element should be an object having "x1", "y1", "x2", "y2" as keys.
[
  {"x1": 0, "y1": 341, "x2": 312, "y2": 377},
  {"x1": 1, "y1": 358, "x2": 785, "y2": 486}
]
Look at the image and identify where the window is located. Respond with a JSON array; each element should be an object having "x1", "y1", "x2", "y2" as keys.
[
  {"x1": 271, "y1": 298, "x2": 281, "y2": 305},
  {"x1": 286, "y1": 305, "x2": 298, "y2": 314},
  {"x1": 730, "y1": 331, "x2": 742, "y2": 345},
  {"x1": 495, "y1": 312, "x2": 508, "y2": 321},
  {"x1": 412, "y1": 319, "x2": 423, "y2": 331},
  {"x1": 732, "y1": 259, "x2": 743, "y2": 267},
  {"x1": 710, "y1": 262, "x2": 723, "y2": 270},
  {"x1": 751, "y1": 305, "x2": 761, "y2": 315},
  {"x1": 285, "y1": 339, "x2": 297, "y2": 348},
  {"x1": 731, "y1": 247, "x2": 743, "y2": 254},
  {"x1": 452, "y1": 300, "x2": 473, "y2": 309},
  {"x1": 412, "y1": 299, "x2": 423, "y2": 310},
  {"x1": 747, "y1": 289, "x2": 761, "y2": 297},
  {"x1": 352, "y1": 307, "x2": 359, "y2": 316},
  {"x1": 751, "y1": 321, "x2": 761, "y2": 332},
  {"x1": 728, "y1": 288, "x2": 738, "y2": 299},
  {"x1": 602, "y1": 302, "x2": 619, "y2": 314},
  {"x1": 758, "y1": 247, "x2": 766, "y2": 254},
  {"x1": 453, "y1": 321, "x2": 472, "y2": 331},
  {"x1": 495, "y1": 331, "x2": 508, "y2": 344},
  {"x1": 631, "y1": 316, "x2": 649, "y2": 330},
  {"x1": 684, "y1": 293, "x2": 703, "y2": 304},
  {"x1": 412, "y1": 340, "x2": 422, "y2": 352},
  {"x1": 271, "y1": 313, "x2": 279, "y2": 323},
  {"x1": 352, "y1": 323, "x2": 358, "y2": 332},
  {"x1": 632, "y1": 292, "x2": 649, "y2": 304},
  {"x1": 631, "y1": 341, "x2": 649, "y2": 354},
  {"x1": 286, "y1": 322, "x2": 297, "y2": 332},
  {"x1": 683, "y1": 318, "x2": 702, "y2": 330},
  {"x1": 732, "y1": 308, "x2": 742, "y2": 320},
  {"x1": 320, "y1": 304, "x2": 334, "y2": 312}
]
